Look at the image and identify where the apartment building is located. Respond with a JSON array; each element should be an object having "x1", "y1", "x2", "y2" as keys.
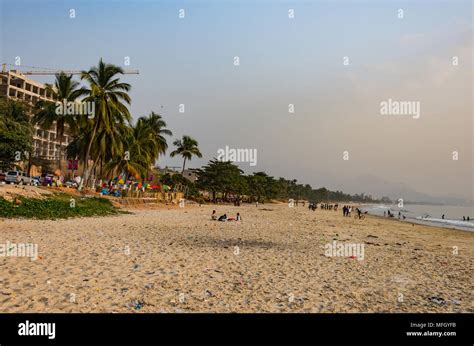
[{"x1": 0, "y1": 69, "x2": 71, "y2": 162}]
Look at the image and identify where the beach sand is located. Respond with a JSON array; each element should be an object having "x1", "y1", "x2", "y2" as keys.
[{"x1": 0, "y1": 204, "x2": 472, "y2": 312}]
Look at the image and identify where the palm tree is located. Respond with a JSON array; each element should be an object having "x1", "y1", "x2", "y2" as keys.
[
  {"x1": 140, "y1": 112, "x2": 172, "y2": 179},
  {"x1": 141, "y1": 111, "x2": 172, "y2": 157},
  {"x1": 33, "y1": 72, "x2": 82, "y2": 169},
  {"x1": 170, "y1": 135, "x2": 202, "y2": 174},
  {"x1": 103, "y1": 121, "x2": 148, "y2": 180},
  {"x1": 78, "y1": 59, "x2": 132, "y2": 189}
]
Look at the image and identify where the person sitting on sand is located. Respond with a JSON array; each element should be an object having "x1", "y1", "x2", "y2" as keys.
[
  {"x1": 218, "y1": 214, "x2": 227, "y2": 222},
  {"x1": 211, "y1": 210, "x2": 217, "y2": 220},
  {"x1": 228, "y1": 213, "x2": 241, "y2": 222}
]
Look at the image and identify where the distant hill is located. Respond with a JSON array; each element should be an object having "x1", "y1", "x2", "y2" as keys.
[{"x1": 340, "y1": 174, "x2": 473, "y2": 206}]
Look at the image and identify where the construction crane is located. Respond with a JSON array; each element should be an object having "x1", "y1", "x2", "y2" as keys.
[{"x1": 1, "y1": 63, "x2": 139, "y2": 75}]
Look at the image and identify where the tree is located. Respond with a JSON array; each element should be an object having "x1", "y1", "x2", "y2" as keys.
[
  {"x1": 78, "y1": 59, "x2": 132, "y2": 189},
  {"x1": 170, "y1": 135, "x2": 202, "y2": 174},
  {"x1": 196, "y1": 159, "x2": 243, "y2": 201},
  {"x1": 33, "y1": 72, "x2": 83, "y2": 170},
  {"x1": 0, "y1": 98, "x2": 33, "y2": 171},
  {"x1": 139, "y1": 112, "x2": 172, "y2": 180},
  {"x1": 141, "y1": 111, "x2": 172, "y2": 158}
]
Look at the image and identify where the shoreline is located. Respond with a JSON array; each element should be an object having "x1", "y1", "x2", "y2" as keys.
[{"x1": 363, "y1": 213, "x2": 474, "y2": 233}]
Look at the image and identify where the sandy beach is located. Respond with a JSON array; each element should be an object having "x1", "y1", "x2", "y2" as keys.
[{"x1": 0, "y1": 204, "x2": 472, "y2": 313}]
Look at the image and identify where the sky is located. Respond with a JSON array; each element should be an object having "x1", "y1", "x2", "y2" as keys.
[{"x1": 1, "y1": 0, "x2": 472, "y2": 202}]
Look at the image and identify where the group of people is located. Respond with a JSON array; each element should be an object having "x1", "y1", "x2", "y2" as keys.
[
  {"x1": 384, "y1": 210, "x2": 394, "y2": 218},
  {"x1": 462, "y1": 216, "x2": 470, "y2": 221},
  {"x1": 307, "y1": 202, "x2": 340, "y2": 212},
  {"x1": 211, "y1": 210, "x2": 241, "y2": 222},
  {"x1": 342, "y1": 205, "x2": 352, "y2": 217},
  {"x1": 398, "y1": 211, "x2": 407, "y2": 220},
  {"x1": 320, "y1": 203, "x2": 338, "y2": 211}
]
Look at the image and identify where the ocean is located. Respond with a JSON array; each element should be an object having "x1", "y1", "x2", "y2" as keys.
[{"x1": 361, "y1": 204, "x2": 474, "y2": 231}]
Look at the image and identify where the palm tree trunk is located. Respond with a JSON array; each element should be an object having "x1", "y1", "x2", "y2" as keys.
[
  {"x1": 100, "y1": 159, "x2": 103, "y2": 179},
  {"x1": 181, "y1": 157, "x2": 187, "y2": 174},
  {"x1": 86, "y1": 155, "x2": 101, "y2": 187},
  {"x1": 27, "y1": 149, "x2": 33, "y2": 177},
  {"x1": 79, "y1": 121, "x2": 99, "y2": 191},
  {"x1": 57, "y1": 137, "x2": 63, "y2": 173}
]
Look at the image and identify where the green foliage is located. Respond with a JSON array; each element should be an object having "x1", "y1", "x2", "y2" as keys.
[
  {"x1": 196, "y1": 159, "x2": 244, "y2": 200},
  {"x1": 196, "y1": 158, "x2": 388, "y2": 203},
  {"x1": 0, "y1": 193, "x2": 121, "y2": 219},
  {"x1": 0, "y1": 98, "x2": 33, "y2": 171},
  {"x1": 170, "y1": 135, "x2": 202, "y2": 173},
  {"x1": 160, "y1": 172, "x2": 200, "y2": 197},
  {"x1": 32, "y1": 73, "x2": 84, "y2": 169},
  {"x1": 61, "y1": 60, "x2": 172, "y2": 182}
]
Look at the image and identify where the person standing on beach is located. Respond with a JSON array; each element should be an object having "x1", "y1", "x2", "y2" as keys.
[{"x1": 442, "y1": 214, "x2": 445, "y2": 219}]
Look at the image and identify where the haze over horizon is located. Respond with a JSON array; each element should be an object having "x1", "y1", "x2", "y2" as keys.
[{"x1": 1, "y1": 0, "x2": 472, "y2": 203}]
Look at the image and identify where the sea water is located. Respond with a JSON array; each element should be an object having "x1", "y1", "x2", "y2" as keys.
[{"x1": 361, "y1": 204, "x2": 474, "y2": 231}]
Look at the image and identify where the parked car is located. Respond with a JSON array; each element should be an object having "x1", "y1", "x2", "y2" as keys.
[
  {"x1": 5, "y1": 171, "x2": 32, "y2": 185},
  {"x1": 32, "y1": 176, "x2": 41, "y2": 186},
  {"x1": 64, "y1": 180, "x2": 78, "y2": 188},
  {"x1": 40, "y1": 173, "x2": 54, "y2": 186},
  {"x1": 0, "y1": 172, "x2": 6, "y2": 182}
]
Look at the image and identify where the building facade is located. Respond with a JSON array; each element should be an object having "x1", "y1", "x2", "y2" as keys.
[{"x1": 0, "y1": 69, "x2": 71, "y2": 163}]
